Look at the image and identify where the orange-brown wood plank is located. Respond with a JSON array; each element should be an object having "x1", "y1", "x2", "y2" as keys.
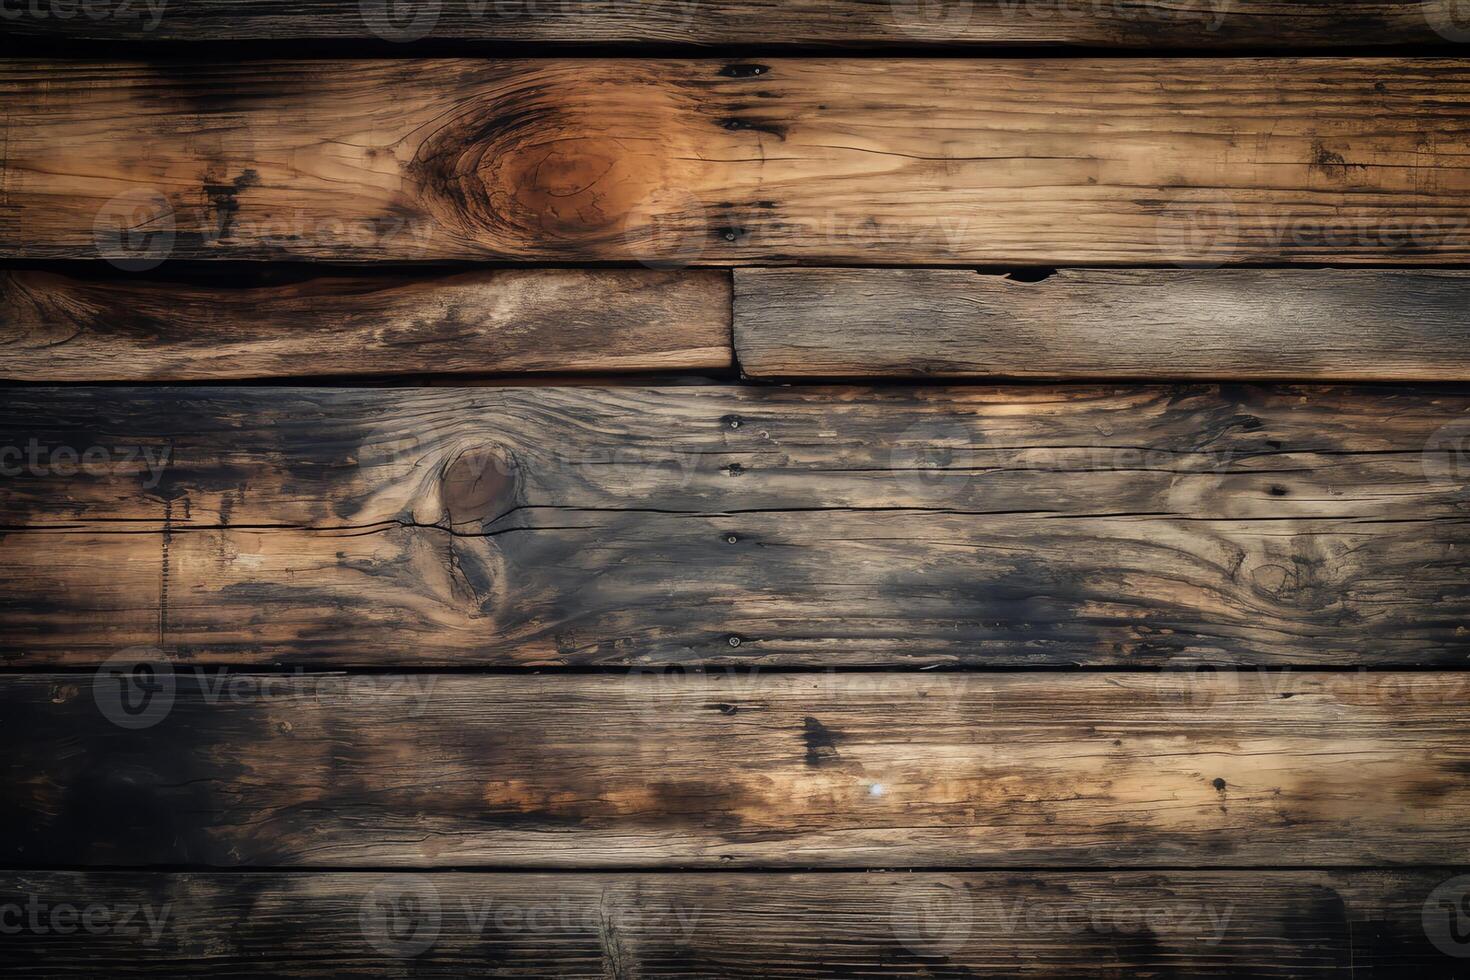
[{"x1": 5, "y1": 60, "x2": 1470, "y2": 264}]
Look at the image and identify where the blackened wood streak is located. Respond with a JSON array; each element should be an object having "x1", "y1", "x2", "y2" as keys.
[
  {"x1": 0, "y1": 0, "x2": 1458, "y2": 50},
  {"x1": 4, "y1": 672, "x2": 1469, "y2": 867},
  {"x1": 2, "y1": 384, "x2": 1468, "y2": 667},
  {"x1": 0, "y1": 870, "x2": 1453, "y2": 976}
]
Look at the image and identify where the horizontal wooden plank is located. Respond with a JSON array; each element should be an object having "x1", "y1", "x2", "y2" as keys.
[
  {"x1": 0, "y1": 0, "x2": 1459, "y2": 48},
  {"x1": 6, "y1": 513, "x2": 1470, "y2": 668},
  {"x1": 0, "y1": 870, "x2": 1457, "y2": 975},
  {"x1": 6, "y1": 672, "x2": 1469, "y2": 866},
  {"x1": 0, "y1": 268, "x2": 731, "y2": 380},
  {"x1": 735, "y1": 268, "x2": 1470, "y2": 380},
  {"x1": 3, "y1": 384, "x2": 1468, "y2": 666},
  {"x1": 6, "y1": 59, "x2": 1470, "y2": 264}
]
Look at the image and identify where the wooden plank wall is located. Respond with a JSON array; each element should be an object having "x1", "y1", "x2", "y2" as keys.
[{"x1": 3, "y1": 4, "x2": 1470, "y2": 976}]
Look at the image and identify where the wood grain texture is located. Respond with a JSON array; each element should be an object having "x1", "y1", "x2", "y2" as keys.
[
  {"x1": 3, "y1": 384, "x2": 1469, "y2": 667},
  {"x1": 6, "y1": 59, "x2": 1470, "y2": 264},
  {"x1": 1, "y1": 0, "x2": 1461, "y2": 48},
  {"x1": 0, "y1": 268, "x2": 731, "y2": 380},
  {"x1": 0, "y1": 870, "x2": 1457, "y2": 976},
  {"x1": 6, "y1": 671, "x2": 1470, "y2": 867},
  {"x1": 735, "y1": 268, "x2": 1470, "y2": 380}
]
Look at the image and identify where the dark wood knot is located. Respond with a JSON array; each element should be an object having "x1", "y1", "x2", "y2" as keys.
[{"x1": 441, "y1": 446, "x2": 519, "y2": 528}]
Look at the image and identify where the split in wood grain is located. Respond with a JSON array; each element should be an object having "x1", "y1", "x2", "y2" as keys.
[{"x1": 4, "y1": 384, "x2": 1468, "y2": 667}]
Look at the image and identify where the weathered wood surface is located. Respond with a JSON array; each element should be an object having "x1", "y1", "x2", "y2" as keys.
[
  {"x1": 0, "y1": 269, "x2": 731, "y2": 380},
  {"x1": 7, "y1": 672, "x2": 1470, "y2": 867},
  {"x1": 3, "y1": 384, "x2": 1468, "y2": 666},
  {"x1": 0, "y1": 870, "x2": 1457, "y2": 976},
  {"x1": 735, "y1": 268, "x2": 1470, "y2": 380},
  {"x1": 6, "y1": 59, "x2": 1470, "y2": 264},
  {"x1": 2, "y1": 0, "x2": 1460, "y2": 48}
]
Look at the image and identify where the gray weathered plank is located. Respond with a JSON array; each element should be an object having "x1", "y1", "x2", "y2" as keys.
[{"x1": 735, "y1": 268, "x2": 1470, "y2": 380}]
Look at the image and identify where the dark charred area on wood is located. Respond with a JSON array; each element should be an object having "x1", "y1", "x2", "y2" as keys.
[
  {"x1": 0, "y1": 0, "x2": 1462, "y2": 51},
  {"x1": 1, "y1": 384, "x2": 1468, "y2": 665},
  {"x1": 3, "y1": 32, "x2": 1470, "y2": 980},
  {"x1": 5, "y1": 672, "x2": 1470, "y2": 869},
  {"x1": 0, "y1": 870, "x2": 1451, "y2": 976}
]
